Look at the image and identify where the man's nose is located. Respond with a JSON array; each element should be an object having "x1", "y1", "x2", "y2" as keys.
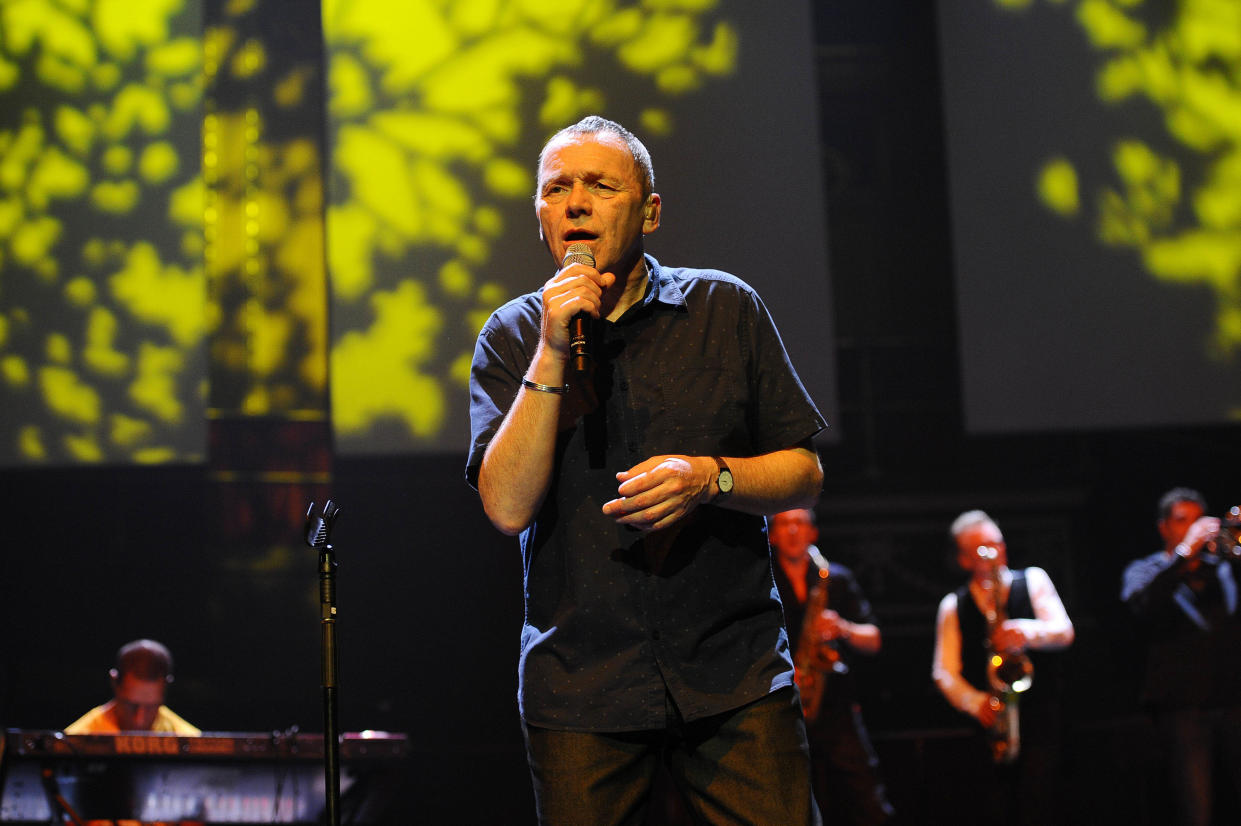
[{"x1": 566, "y1": 182, "x2": 592, "y2": 214}]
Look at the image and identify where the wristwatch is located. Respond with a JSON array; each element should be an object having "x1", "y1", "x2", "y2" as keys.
[{"x1": 712, "y1": 457, "x2": 733, "y2": 501}]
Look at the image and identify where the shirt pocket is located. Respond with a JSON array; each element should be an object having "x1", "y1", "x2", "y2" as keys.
[{"x1": 655, "y1": 364, "x2": 749, "y2": 453}]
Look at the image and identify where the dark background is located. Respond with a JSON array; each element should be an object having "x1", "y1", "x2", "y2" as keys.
[{"x1": 3, "y1": 3, "x2": 1239, "y2": 824}]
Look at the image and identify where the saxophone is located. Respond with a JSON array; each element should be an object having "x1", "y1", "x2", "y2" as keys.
[
  {"x1": 977, "y1": 545, "x2": 1033, "y2": 764},
  {"x1": 794, "y1": 546, "x2": 848, "y2": 724}
]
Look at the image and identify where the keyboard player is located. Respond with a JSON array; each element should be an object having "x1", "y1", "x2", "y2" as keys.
[{"x1": 65, "y1": 639, "x2": 200, "y2": 735}]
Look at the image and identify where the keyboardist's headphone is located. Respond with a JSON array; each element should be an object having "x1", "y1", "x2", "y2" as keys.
[{"x1": 111, "y1": 667, "x2": 174, "y2": 685}]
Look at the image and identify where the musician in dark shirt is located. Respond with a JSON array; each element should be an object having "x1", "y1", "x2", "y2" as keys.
[
  {"x1": 467, "y1": 116, "x2": 827, "y2": 824},
  {"x1": 1121, "y1": 487, "x2": 1241, "y2": 826},
  {"x1": 770, "y1": 508, "x2": 893, "y2": 826}
]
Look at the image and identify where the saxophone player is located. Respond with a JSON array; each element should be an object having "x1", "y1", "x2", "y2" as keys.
[
  {"x1": 932, "y1": 510, "x2": 1075, "y2": 826},
  {"x1": 771, "y1": 509, "x2": 894, "y2": 826}
]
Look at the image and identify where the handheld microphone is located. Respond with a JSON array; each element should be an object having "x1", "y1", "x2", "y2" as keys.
[{"x1": 562, "y1": 243, "x2": 595, "y2": 372}]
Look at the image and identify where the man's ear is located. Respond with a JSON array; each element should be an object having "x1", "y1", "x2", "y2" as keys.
[{"x1": 642, "y1": 193, "x2": 661, "y2": 233}]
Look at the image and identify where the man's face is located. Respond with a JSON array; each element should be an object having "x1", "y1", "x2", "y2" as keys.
[
  {"x1": 955, "y1": 521, "x2": 1006, "y2": 575},
  {"x1": 770, "y1": 510, "x2": 818, "y2": 563},
  {"x1": 535, "y1": 132, "x2": 659, "y2": 276},
  {"x1": 112, "y1": 672, "x2": 166, "y2": 731},
  {"x1": 1159, "y1": 499, "x2": 1205, "y2": 547}
]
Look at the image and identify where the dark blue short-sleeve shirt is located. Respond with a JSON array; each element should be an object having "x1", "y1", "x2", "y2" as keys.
[{"x1": 466, "y1": 255, "x2": 827, "y2": 731}]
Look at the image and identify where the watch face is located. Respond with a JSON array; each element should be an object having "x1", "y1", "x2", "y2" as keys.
[{"x1": 718, "y1": 469, "x2": 734, "y2": 494}]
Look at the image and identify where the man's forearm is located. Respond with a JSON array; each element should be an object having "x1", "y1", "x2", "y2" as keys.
[
  {"x1": 1121, "y1": 556, "x2": 1179, "y2": 613},
  {"x1": 844, "y1": 621, "x2": 882, "y2": 656},
  {"x1": 717, "y1": 442, "x2": 823, "y2": 515},
  {"x1": 477, "y1": 353, "x2": 567, "y2": 535}
]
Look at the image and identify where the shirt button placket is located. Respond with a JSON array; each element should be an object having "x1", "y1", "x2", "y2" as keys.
[{"x1": 618, "y1": 368, "x2": 639, "y2": 459}]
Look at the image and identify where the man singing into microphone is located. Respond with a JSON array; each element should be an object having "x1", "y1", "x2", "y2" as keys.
[{"x1": 467, "y1": 116, "x2": 827, "y2": 824}]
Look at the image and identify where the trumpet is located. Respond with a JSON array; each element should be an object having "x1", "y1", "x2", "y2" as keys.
[{"x1": 1204, "y1": 506, "x2": 1241, "y2": 557}]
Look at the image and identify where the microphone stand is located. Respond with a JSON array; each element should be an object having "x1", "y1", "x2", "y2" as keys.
[{"x1": 305, "y1": 500, "x2": 342, "y2": 826}]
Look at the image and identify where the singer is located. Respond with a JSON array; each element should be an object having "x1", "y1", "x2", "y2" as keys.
[{"x1": 467, "y1": 116, "x2": 827, "y2": 825}]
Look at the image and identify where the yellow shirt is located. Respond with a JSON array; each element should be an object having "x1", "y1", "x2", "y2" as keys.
[{"x1": 65, "y1": 703, "x2": 201, "y2": 735}]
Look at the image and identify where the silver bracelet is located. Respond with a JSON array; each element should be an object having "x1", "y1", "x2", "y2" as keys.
[{"x1": 522, "y1": 378, "x2": 569, "y2": 395}]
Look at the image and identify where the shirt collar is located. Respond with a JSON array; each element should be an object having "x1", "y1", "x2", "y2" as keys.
[{"x1": 634, "y1": 254, "x2": 686, "y2": 313}]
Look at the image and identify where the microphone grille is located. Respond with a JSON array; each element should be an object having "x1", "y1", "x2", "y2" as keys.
[{"x1": 563, "y1": 243, "x2": 595, "y2": 268}]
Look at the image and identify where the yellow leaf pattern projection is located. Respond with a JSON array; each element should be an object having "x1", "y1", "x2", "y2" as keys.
[
  {"x1": 0, "y1": 0, "x2": 739, "y2": 461},
  {"x1": 323, "y1": 0, "x2": 739, "y2": 453},
  {"x1": 1013, "y1": 0, "x2": 1241, "y2": 369},
  {"x1": 201, "y1": 2, "x2": 330, "y2": 422},
  {"x1": 0, "y1": 0, "x2": 206, "y2": 464}
]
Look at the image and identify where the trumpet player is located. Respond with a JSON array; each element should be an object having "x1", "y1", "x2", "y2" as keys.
[
  {"x1": 932, "y1": 510, "x2": 1075, "y2": 826},
  {"x1": 770, "y1": 509, "x2": 893, "y2": 826},
  {"x1": 1121, "y1": 487, "x2": 1241, "y2": 826}
]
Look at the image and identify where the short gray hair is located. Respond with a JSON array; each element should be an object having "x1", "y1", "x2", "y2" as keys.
[
  {"x1": 950, "y1": 509, "x2": 998, "y2": 540},
  {"x1": 537, "y1": 115, "x2": 655, "y2": 196}
]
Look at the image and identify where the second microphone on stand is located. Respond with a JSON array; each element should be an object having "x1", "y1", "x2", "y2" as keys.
[{"x1": 563, "y1": 243, "x2": 595, "y2": 372}]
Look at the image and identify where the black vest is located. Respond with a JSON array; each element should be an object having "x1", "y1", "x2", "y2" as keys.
[
  {"x1": 954, "y1": 569, "x2": 1064, "y2": 716},
  {"x1": 955, "y1": 570, "x2": 1033, "y2": 694}
]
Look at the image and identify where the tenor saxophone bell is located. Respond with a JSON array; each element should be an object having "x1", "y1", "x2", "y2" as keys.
[{"x1": 989, "y1": 651, "x2": 1034, "y2": 694}]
